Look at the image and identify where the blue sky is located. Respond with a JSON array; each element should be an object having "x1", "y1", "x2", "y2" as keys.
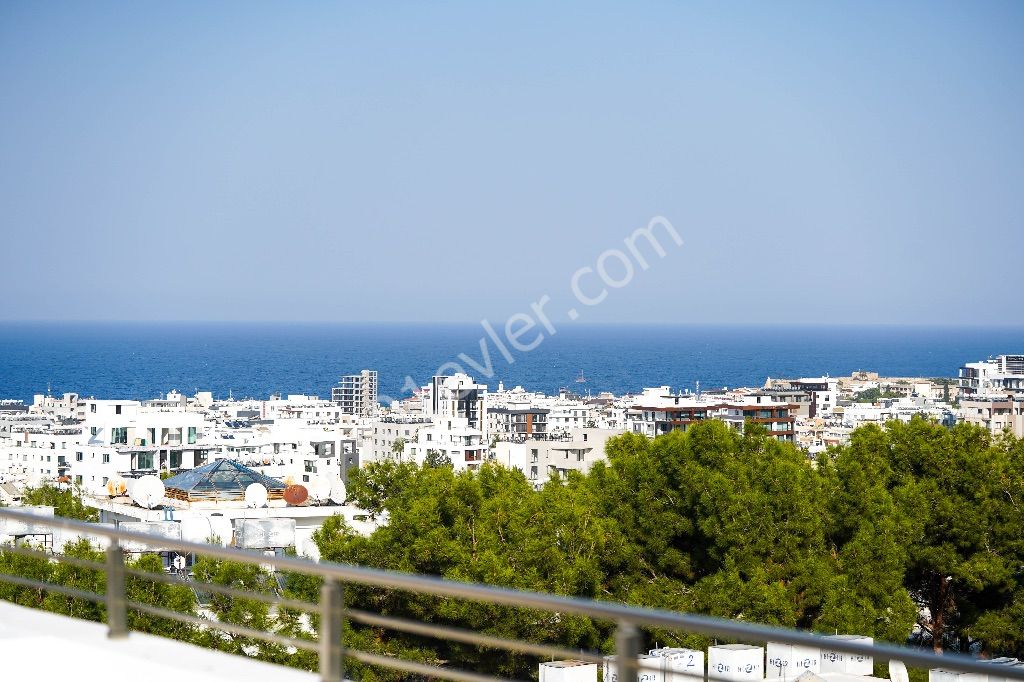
[{"x1": 1, "y1": 1, "x2": 1021, "y2": 325}]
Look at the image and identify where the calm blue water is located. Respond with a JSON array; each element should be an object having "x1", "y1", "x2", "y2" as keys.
[{"x1": 0, "y1": 322, "x2": 1021, "y2": 403}]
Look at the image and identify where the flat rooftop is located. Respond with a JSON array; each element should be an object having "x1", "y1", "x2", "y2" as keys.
[{"x1": 0, "y1": 600, "x2": 317, "y2": 682}]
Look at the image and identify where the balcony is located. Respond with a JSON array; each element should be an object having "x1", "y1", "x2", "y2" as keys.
[{"x1": 0, "y1": 507, "x2": 1020, "y2": 682}]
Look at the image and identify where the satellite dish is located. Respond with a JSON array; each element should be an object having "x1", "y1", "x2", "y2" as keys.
[
  {"x1": 308, "y1": 476, "x2": 331, "y2": 504},
  {"x1": 329, "y1": 478, "x2": 347, "y2": 505},
  {"x1": 130, "y1": 475, "x2": 165, "y2": 509},
  {"x1": 284, "y1": 484, "x2": 308, "y2": 506},
  {"x1": 244, "y1": 482, "x2": 268, "y2": 508},
  {"x1": 889, "y1": 661, "x2": 909, "y2": 682}
]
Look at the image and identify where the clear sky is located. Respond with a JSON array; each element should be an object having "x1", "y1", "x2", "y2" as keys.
[{"x1": 1, "y1": 1, "x2": 1021, "y2": 325}]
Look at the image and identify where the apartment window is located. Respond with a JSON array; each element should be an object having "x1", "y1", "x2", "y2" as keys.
[
  {"x1": 170, "y1": 451, "x2": 181, "y2": 468},
  {"x1": 76, "y1": 452, "x2": 84, "y2": 462},
  {"x1": 188, "y1": 427, "x2": 197, "y2": 445},
  {"x1": 115, "y1": 404, "x2": 122, "y2": 415},
  {"x1": 102, "y1": 477, "x2": 109, "y2": 485},
  {"x1": 111, "y1": 427, "x2": 128, "y2": 445},
  {"x1": 136, "y1": 452, "x2": 155, "y2": 470},
  {"x1": 91, "y1": 427, "x2": 99, "y2": 436},
  {"x1": 75, "y1": 475, "x2": 82, "y2": 484},
  {"x1": 90, "y1": 404, "x2": 96, "y2": 413},
  {"x1": 102, "y1": 453, "x2": 110, "y2": 464}
]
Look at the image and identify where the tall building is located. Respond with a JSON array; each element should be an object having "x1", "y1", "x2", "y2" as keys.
[
  {"x1": 429, "y1": 374, "x2": 487, "y2": 433},
  {"x1": 331, "y1": 370, "x2": 378, "y2": 416}
]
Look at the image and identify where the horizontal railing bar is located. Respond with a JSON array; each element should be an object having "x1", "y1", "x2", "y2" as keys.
[
  {"x1": 347, "y1": 608, "x2": 607, "y2": 665},
  {"x1": 0, "y1": 543, "x2": 107, "y2": 571},
  {"x1": 124, "y1": 567, "x2": 317, "y2": 613},
  {"x1": 3, "y1": 507, "x2": 1023, "y2": 680},
  {"x1": 0, "y1": 571, "x2": 106, "y2": 604},
  {"x1": 127, "y1": 601, "x2": 318, "y2": 653},
  {"x1": 347, "y1": 646, "x2": 516, "y2": 682}
]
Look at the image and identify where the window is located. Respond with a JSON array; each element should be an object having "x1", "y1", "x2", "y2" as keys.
[
  {"x1": 75, "y1": 475, "x2": 82, "y2": 484},
  {"x1": 102, "y1": 453, "x2": 110, "y2": 464},
  {"x1": 115, "y1": 404, "x2": 122, "y2": 415},
  {"x1": 90, "y1": 404, "x2": 96, "y2": 413},
  {"x1": 91, "y1": 427, "x2": 99, "y2": 436},
  {"x1": 111, "y1": 427, "x2": 128, "y2": 445},
  {"x1": 136, "y1": 452, "x2": 154, "y2": 470},
  {"x1": 102, "y1": 477, "x2": 109, "y2": 485},
  {"x1": 188, "y1": 426, "x2": 197, "y2": 444},
  {"x1": 76, "y1": 452, "x2": 84, "y2": 462}
]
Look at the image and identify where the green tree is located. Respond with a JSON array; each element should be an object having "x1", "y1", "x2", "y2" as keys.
[{"x1": 21, "y1": 485, "x2": 98, "y2": 521}]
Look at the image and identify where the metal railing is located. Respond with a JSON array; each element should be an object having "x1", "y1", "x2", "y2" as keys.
[{"x1": 1, "y1": 506, "x2": 1022, "y2": 682}]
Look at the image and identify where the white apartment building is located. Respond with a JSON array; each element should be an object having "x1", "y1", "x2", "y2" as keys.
[
  {"x1": 406, "y1": 416, "x2": 486, "y2": 471},
  {"x1": 365, "y1": 415, "x2": 432, "y2": 463},
  {"x1": 959, "y1": 355, "x2": 1024, "y2": 397},
  {"x1": 0, "y1": 398, "x2": 210, "y2": 495},
  {"x1": 492, "y1": 427, "x2": 619, "y2": 488},
  {"x1": 838, "y1": 396, "x2": 957, "y2": 430},
  {"x1": 428, "y1": 374, "x2": 487, "y2": 435}
]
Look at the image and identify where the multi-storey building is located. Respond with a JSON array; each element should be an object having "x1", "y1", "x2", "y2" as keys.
[
  {"x1": 429, "y1": 374, "x2": 487, "y2": 434},
  {"x1": 331, "y1": 370, "x2": 378, "y2": 416},
  {"x1": 492, "y1": 427, "x2": 620, "y2": 487},
  {"x1": 407, "y1": 416, "x2": 486, "y2": 471},
  {"x1": 959, "y1": 395, "x2": 1024, "y2": 438},
  {"x1": 625, "y1": 389, "x2": 797, "y2": 442},
  {"x1": 364, "y1": 415, "x2": 432, "y2": 463},
  {"x1": 488, "y1": 406, "x2": 549, "y2": 441},
  {"x1": 959, "y1": 355, "x2": 1024, "y2": 398}
]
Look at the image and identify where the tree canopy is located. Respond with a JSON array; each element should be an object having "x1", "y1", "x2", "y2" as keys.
[{"x1": 307, "y1": 417, "x2": 1024, "y2": 677}]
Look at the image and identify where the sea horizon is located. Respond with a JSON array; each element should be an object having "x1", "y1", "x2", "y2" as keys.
[{"x1": 1, "y1": 320, "x2": 1020, "y2": 404}]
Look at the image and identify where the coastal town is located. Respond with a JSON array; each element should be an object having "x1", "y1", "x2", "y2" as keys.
[{"x1": 1, "y1": 354, "x2": 1020, "y2": 558}]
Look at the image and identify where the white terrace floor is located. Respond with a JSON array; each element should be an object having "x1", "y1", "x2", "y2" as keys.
[{"x1": 0, "y1": 599, "x2": 318, "y2": 681}]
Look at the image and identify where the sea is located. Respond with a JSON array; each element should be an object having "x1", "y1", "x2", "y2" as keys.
[{"x1": 0, "y1": 322, "x2": 1021, "y2": 404}]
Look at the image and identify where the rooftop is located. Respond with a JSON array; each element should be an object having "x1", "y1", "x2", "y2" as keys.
[{"x1": 0, "y1": 600, "x2": 316, "y2": 682}]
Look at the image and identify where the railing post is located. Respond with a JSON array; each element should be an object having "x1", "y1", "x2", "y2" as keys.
[
  {"x1": 105, "y1": 543, "x2": 128, "y2": 639},
  {"x1": 320, "y1": 579, "x2": 345, "y2": 682},
  {"x1": 615, "y1": 619, "x2": 641, "y2": 682}
]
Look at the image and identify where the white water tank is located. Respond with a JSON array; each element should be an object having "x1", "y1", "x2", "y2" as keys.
[
  {"x1": 650, "y1": 648, "x2": 705, "y2": 682},
  {"x1": 819, "y1": 635, "x2": 873, "y2": 676},
  {"x1": 708, "y1": 644, "x2": 764, "y2": 682},
  {"x1": 604, "y1": 654, "x2": 666, "y2": 682},
  {"x1": 766, "y1": 642, "x2": 820, "y2": 679},
  {"x1": 539, "y1": 660, "x2": 598, "y2": 682}
]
